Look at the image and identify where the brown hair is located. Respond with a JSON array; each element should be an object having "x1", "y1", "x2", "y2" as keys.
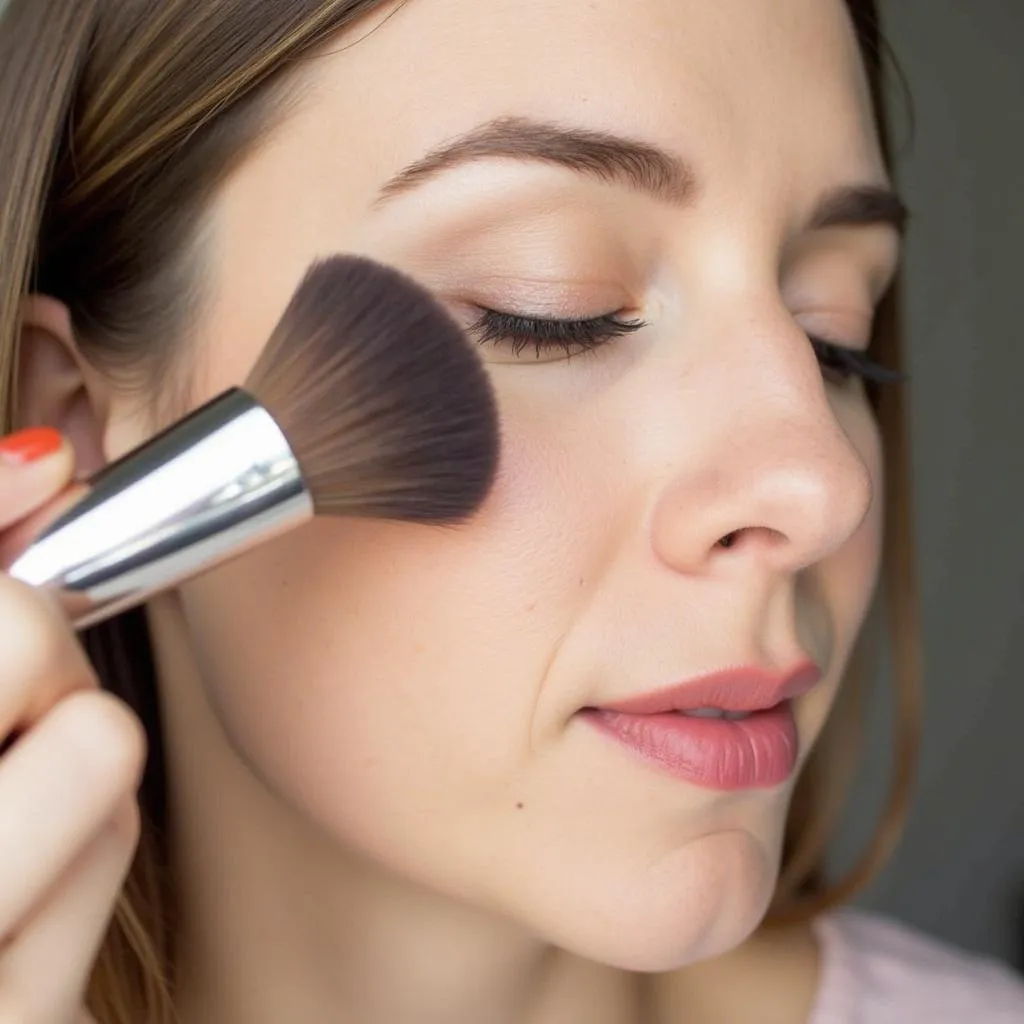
[{"x1": 0, "y1": 1, "x2": 919, "y2": 1020}]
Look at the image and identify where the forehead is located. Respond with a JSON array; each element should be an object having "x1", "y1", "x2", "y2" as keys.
[{"x1": 302, "y1": 0, "x2": 884, "y2": 191}]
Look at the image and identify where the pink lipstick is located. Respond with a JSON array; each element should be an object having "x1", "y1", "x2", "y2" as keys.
[{"x1": 581, "y1": 661, "x2": 821, "y2": 790}]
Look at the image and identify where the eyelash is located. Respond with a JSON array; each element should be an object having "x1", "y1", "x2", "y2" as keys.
[
  {"x1": 807, "y1": 338, "x2": 905, "y2": 385},
  {"x1": 468, "y1": 309, "x2": 905, "y2": 385},
  {"x1": 469, "y1": 309, "x2": 645, "y2": 358}
]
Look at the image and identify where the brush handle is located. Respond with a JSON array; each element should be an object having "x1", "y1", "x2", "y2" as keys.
[{"x1": 8, "y1": 389, "x2": 313, "y2": 630}]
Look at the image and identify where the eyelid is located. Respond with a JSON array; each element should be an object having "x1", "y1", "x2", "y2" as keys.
[
  {"x1": 783, "y1": 234, "x2": 901, "y2": 314},
  {"x1": 796, "y1": 308, "x2": 874, "y2": 350},
  {"x1": 459, "y1": 280, "x2": 638, "y2": 319},
  {"x1": 475, "y1": 303, "x2": 642, "y2": 325}
]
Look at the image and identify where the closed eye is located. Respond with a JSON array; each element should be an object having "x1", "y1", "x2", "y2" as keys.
[
  {"x1": 467, "y1": 308, "x2": 645, "y2": 359},
  {"x1": 808, "y1": 336, "x2": 906, "y2": 386}
]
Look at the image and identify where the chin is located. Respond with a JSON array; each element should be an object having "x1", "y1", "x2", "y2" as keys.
[{"x1": 526, "y1": 829, "x2": 778, "y2": 973}]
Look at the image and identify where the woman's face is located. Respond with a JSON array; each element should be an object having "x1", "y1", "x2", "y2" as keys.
[{"x1": 127, "y1": 0, "x2": 900, "y2": 970}]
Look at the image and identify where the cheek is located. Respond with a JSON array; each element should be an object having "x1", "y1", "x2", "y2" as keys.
[
  {"x1": 173, "y1": 398, "x2": 616, "y2": 844},
  {"x1": 828, "y1": 396, "x2": 886, "y2": 645},
  {"x1": 795, "y1": 399, "x2": 885, "y2": 747}
]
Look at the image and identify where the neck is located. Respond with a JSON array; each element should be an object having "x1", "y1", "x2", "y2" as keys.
[{"x1": 172, "y1": 821, "x2": 568, "y2": 1024}]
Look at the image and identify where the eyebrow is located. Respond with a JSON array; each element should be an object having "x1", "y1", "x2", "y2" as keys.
[
  {"x1": 376, "y1": 116, "x2": 694, "y2": 206},
  {"x1": 376, "y1": 115, "x2": 908, "y2": 234},
  {"x1": 809, "y1": 184, "x2": 909, "y2": 234}
]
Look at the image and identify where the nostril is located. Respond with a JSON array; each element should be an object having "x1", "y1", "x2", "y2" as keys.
[{"x1": 716, "y1": 526, "x2": 789, "y2": 552}]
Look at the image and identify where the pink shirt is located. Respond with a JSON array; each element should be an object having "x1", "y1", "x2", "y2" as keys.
[{"x1": 809, "y1": 909, "x2": 1024, "y2": 1022}]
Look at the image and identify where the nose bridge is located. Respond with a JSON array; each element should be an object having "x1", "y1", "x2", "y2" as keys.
[
  {"x1": 648, "y1": 308, "x2": 875, "y2": 576},
  {"x1": 722, "y1": 313, "x2": 848, "y2": 462}
]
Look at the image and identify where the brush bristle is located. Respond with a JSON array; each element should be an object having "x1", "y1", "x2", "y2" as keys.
[{"x1": 244, "y1": 256, "x2": 499, "y2": 524}]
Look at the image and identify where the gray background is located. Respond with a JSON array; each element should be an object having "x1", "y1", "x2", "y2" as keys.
[
  {"x1": 1, "y1": 0, "x2": 1021, "y2": 971},
  {"x1": 831, "y1": 0, "x2": 1024, "y2": 968}
]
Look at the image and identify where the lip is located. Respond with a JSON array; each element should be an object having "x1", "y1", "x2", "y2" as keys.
[
  {"x1": 580, "y1": 660, "x2": 822, "y2": 791},
  {"x1": 595, "y1": 661, "x2": 822, "y2": 715}
]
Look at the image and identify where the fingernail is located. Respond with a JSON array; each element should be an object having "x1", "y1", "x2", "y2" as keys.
[{"x1": 0, "y1": 427, "x2": 65, "y2": 465}]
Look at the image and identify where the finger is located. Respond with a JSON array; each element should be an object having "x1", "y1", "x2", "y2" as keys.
[
  {"x1": 0, "y1": 429, "x2": 74, "y2": 533},
  {"x1": 0, "y1": 574, "x2": 99, "y2": 742},
  {"x1": 0, "y1": 691, "x2": 146, "y2": 938},
  {"x1": 0, "y1": 799, "x2": 140, "y2": 1023},
  {"x1": 0, "y1": 480, "x2": 90, "y2": 571}
]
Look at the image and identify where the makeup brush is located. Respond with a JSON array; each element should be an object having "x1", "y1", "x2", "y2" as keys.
[{"x1": 8, "y1": 256, "x2": 499, "y2": 629}]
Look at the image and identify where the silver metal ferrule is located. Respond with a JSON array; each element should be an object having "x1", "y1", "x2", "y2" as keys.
[{"x1": 9, "y1": 389, "x2": 313, "y2": 630}]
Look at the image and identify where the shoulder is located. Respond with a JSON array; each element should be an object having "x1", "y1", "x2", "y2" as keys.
[{"x1": 811, "y1": 908, "x2": 1024, "y2": 1023}]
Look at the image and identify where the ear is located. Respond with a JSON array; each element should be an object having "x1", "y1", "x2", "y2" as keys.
[{"x1": 16, "y1": 295, "x2": 113, "y2": 479}]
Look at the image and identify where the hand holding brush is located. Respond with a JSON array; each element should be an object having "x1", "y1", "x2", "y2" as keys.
[{"x1": 0, "y1": 255, "x2": 497, "y2": 1020}]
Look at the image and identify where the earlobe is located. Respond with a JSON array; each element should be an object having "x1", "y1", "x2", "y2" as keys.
[{"x1": 16, "y1": 295, "x2": 112, "y2": 478}]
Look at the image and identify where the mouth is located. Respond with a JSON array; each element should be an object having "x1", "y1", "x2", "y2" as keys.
[{"x1": 579, "y1": 661, "x2": 821, "y2": 791}]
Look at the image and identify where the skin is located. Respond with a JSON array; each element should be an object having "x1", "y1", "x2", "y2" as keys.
[{"x1": 19, "y1": 0, "x2": 901, "y2": 1020}]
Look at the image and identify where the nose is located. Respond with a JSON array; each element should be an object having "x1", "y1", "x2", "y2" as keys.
[{"x1": 649, "y1": 321, "x2": 875, "y2": 577}]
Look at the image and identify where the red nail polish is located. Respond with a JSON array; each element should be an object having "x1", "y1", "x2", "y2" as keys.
[{"x1": 0, "y1": 427, "x2": 64, "y2": 465}]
